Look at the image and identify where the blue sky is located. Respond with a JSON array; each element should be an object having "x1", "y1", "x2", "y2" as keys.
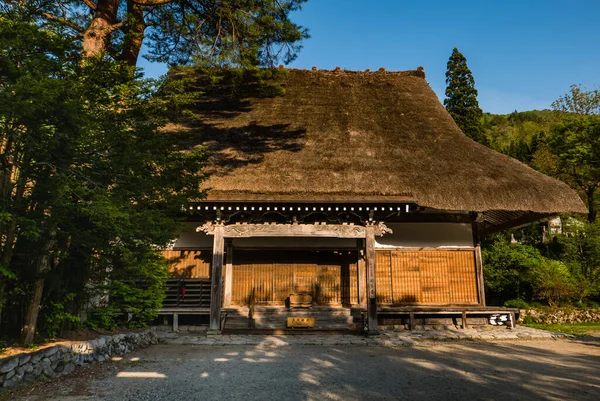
[{"x1": 139, "y1": 0, "x2": 600, "y2": 114}]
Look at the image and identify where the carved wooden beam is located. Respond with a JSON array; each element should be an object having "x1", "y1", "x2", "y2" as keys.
[
  {"x1": 224, "y1": 223, "x2": 366, "y2": 238},
  {"x1": 197, "y1": 222, "x2": 392, "y2": 238}
]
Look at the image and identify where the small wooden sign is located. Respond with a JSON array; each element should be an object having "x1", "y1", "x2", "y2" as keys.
[{"x1": 287, "y1": 317, "x2": 315, "y2": 329}]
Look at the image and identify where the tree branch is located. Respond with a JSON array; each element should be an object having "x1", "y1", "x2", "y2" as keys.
[
  {"x1": 107, "y1": 21, "x2": 125, "y2": 34},
  {"x1": 81, "y1": 0, "x2": 98, "y2": 11},
  {"x1": 132, "y1": 0, "x2": 173, "y2": 5},
  {"x1": 42, "y1": 12, "x2": 85, "y2": 33}
]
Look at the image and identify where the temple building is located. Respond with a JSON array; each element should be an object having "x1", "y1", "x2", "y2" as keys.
[{"x1": 160, "y1": 68, "x2": 586, "y2": 333}]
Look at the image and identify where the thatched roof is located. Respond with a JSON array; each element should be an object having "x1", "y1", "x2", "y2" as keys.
[{"x1": 181, "y1": 68, "x2": 586, "y2": 214}]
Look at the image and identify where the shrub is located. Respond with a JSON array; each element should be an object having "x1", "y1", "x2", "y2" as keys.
[
  {"x1": 555, "y1": 220, "x2": 600, "y2": 301},
  {"x1": 86, "y1": 248, "x2": 167, "y2": 330},
  {"x1": 43, "y1": 294, "x2": 80, "y2": 338},
  {"x1": 504, "y1": 299, "x2": 529, "y2": 309},
  {"x1": 531, "y1": 260, "x2": 574, "y2": 306},
  {"x1": 482, "y1": 235, "x2": 543, "y2": 304}
]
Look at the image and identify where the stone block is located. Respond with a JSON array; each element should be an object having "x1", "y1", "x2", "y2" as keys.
[
  {"x1": 42, "y1": 365, "x2": 55, "y2": 377},
  {"x1": 2, "y1": 377, "x2": 17, "y2": 388},
  {"x1": 0, "y1": 356, "x2": 19, "y2": 374},
  {"x1": 4, "y1": 369, "x2": 15, "y2": 380},
  {"x1": 19, "y1": 354, "x2": 31, "y2": 366},
  {"x1": 31, "y1": 352, "x2": 45, "y2": 364},
  {"x1": 44, "y1": 346, "x2": 58, "y2": 357},
  {"x1": 32, "y1": 365, "x2": 42, "y2": 377},
  {"x1": 54, "y1": 361, "x2": 65, "y2": 374},
  {"x1": 62, "y1": 363, "x2": 75, "y2": 375},
  {"x1": 23, "y1": 372, "x2": 39, "y2": 382}
]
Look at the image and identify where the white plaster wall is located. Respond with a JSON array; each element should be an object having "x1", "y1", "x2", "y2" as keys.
[
  {"x1": 375, "y1": 223, "x2": 473, "y2": 248},
  {"x1": 232, "y1": 237, "x2": 357, "y2": 249},
  {"x1": 173, "y1": 222, "x2": 473, "y2": 249},
  {"x1": 172, "y1": 223, "x2": 357, "y2": 249},
  {"x1": 172, "y1": 222, "x2": 213, "y2": 248}
]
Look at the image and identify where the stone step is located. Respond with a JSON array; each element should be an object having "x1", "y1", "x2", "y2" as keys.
[
  {"x1": 254, "y1": 322, "x2": 357, "y2": 330},
  {"x1": 252, "y1": 318, "x2": 355, "y2": 326},
  {"x1": 225, "y1": 309, "x2": 353, "y2": 317}
]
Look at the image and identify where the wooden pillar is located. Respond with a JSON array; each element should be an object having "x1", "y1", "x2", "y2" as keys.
[
  {"x1": 209, "y1": 224, "x2": 225, "y2": 331},
  {"x1": 357, "y1": 239, "x2": 366, "y2": 306},
  {"x1": 471, "y1": 214, "x2": 486, "y2": 307},
  {"x1": 173, "y1": 313, "x2": 179, "y2": 332},
  {"x1": 224, "y1": 240, "x2": 233, "y2": 307},
  {"x1": 475, "y1": 245, "x2": 486, "y2": 307},
  {"x1": 365, "y1": 225, "x2": 378, "y2": 334}
]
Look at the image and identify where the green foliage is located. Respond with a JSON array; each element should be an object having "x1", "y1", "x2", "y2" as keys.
[
  {"x1": 173, "y1": 64, "x2": 289, "y2": 101},
  {"x1": 43, "y1": 293, "x2": 80, "y2": 338},
  {"x1": 555, "y1": 221, "x2": 600, "y2": 300},
  {"x1": 552, "y1": 84, "x2": 600, "y2": 115},
  {"x1": 531, "y1": 260, "x2": 574, "y2": 306},
  {"x1": 109, "y1": 249, "x2": 168, "y2": 328},
  {"x1": 524, "y1": 322, "x2": 600, "y2": 336},
  {"x1": 148, "y1": 0, "x2": 310, "y2": 67},
  {"x1": 84, "y1": 249, "x2": 168, "y2": 330},
  {"x1": 444, "y1": 47, "x2": 486, "y2": 145},
  {"x1": 22, "y1": 0, "x2": 309, "y2": 67},
  {"x1": 483, "y1": 110, "x2": 556, "y2": 163},
  {"x1": 546, "y1": 116, "x2": 600, "y2": 221},
  {"x1": 504, "y1": 299, "x2": 529, "y2": 309},
  {"x1": 0, "y1": 6, "x2": 205, "y2": 339},
  {"x1": 482, "y1": 234, "x2": 544, "y2": 304}
]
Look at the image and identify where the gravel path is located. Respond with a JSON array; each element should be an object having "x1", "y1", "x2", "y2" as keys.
[{"x1": 5, "y1": 339, "x2": 600, "y2": 401}]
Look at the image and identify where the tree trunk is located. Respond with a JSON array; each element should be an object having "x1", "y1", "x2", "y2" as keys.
[
  {"x1": 119, "y1": 0, "x2": 146, "y2": 67},
  {"x1": 21, "y1": 278, "x2": 44, "y2": 345},
  {"x1": 21, "y1": 229, "x2": 57, "y2": 345},
  {"x1": 82, "y1": 0, "x2": 120, "y2": 59},
  {"x1": 587, "y1": 188, "x2": 597, "y2": 222}
]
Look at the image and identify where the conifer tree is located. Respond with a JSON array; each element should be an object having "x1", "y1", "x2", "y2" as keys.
[{"x1": 444, "y1": 48, "x2": 487, "y2": 145}]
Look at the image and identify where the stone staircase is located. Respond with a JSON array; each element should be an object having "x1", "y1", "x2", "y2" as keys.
[{"x1": 222, "y1": 306, "x2": 363, "y2": 331}]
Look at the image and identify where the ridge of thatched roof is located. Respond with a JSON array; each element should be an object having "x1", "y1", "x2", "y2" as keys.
[{"x1": 180, "y1": 68, "x2": 586, "y2": 214}]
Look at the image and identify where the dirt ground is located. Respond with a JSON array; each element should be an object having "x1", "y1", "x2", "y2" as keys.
[{"x1": 4, "y1": 338, "x2": 600, "y2": 401}]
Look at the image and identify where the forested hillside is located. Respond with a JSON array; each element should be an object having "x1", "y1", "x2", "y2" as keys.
[
  {"x1": 483, "y1": 110, "x2": 556, "y2": 164},
  {"x1": 480, "y1": 107, "x2": 600, "y2": 307}
]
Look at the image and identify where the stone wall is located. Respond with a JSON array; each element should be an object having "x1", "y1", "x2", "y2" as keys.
[
  {"x1": 0, "y1": 327, "x2": 157, "y2": 390},
  {"x1": 518, "y1": 308, "x2": 600, "y2": 324}
]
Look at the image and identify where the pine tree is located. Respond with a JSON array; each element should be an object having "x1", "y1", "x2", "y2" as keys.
[{"x1": 444, "y1": 48, "x2": 487, "y2": 145}]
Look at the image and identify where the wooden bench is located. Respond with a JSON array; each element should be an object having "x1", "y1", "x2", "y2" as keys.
[{"x1": 377, "y1": 306, "x2": 517, "y2": 330}]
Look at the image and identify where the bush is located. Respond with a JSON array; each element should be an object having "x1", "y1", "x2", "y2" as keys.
[
  {"x1": 555, "y1": 220, "x2": 600, "y2": 301},
  {"x1": 531, "y1": 260, "x2": 574, "y2": 306},
  {"x1": 504, "y1": 299, "x2": 529, "y2": 309},
  {"x1": 85, "y1": 248, "x2": 167, "y2": 330},
  {"x1": 43, "y1": 294, "x2": 80, "y2": 338},
  {"x1": 482, "y1": 235, "x2": 543, "y2": 304}
]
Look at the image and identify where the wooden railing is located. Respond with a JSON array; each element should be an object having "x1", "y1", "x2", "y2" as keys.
[{"x1": 162, "y1": 278, "x2": 211, "y2": 308}]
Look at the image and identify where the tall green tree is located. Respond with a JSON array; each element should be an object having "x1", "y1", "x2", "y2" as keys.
[
  {"x1": 546, "y1": 116, "x2": 600, "y2": 222},
  {"x1": 23, "y1": 0, "x2": 308, "y2": 67},
  {"x1": 444, "y1": 47, "x2": 487, "y2": 145},
  {"x1": 552, "y1": 84, "x2": 600, "y2": 116},
  {"x1": 556, "y1": 220, "x2": 600, "y2": 300},
  {"x1": 0, "y1": 6, "x2": 205, "y2": 343}
]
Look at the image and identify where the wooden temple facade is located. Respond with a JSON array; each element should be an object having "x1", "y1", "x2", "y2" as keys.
[{"x1": 159, "y1": 68, "x2": 587, "y2": 333}]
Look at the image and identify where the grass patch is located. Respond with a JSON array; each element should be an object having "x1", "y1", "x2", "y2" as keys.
[{"x1": 524, "y1": 322, "x2": 600, "y2": 335}]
